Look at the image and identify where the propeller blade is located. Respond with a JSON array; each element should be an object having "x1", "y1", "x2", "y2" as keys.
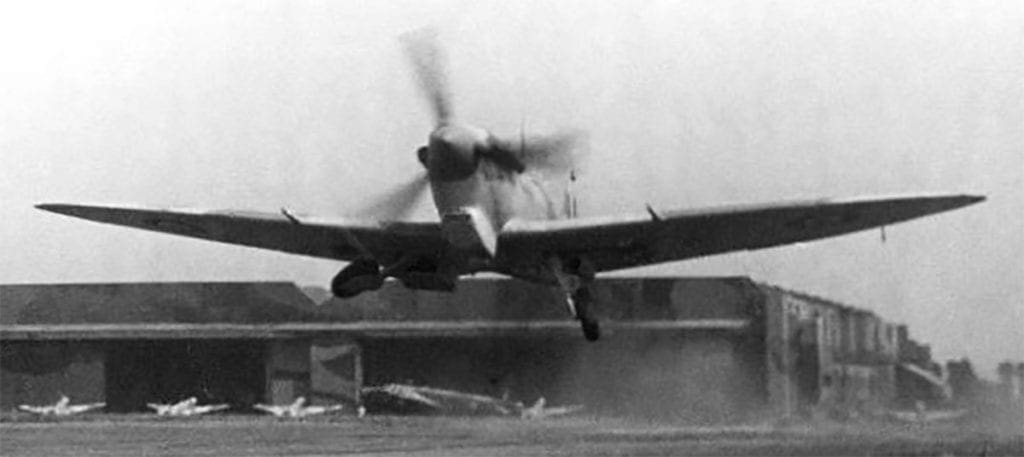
[
  {"x1": 401, "y1": 28, "x2": 453, "y2": 126},
  {"x1": 491, "y1": 130, "x2": 588, "y2": 176},
  {"x1": 355, "y1": 172, "x2": 430, "y2": 220}
]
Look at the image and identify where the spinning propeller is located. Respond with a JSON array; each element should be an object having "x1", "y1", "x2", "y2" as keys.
[{"x1": 358, "y1": 28, "x2": 586, "y2": 220}]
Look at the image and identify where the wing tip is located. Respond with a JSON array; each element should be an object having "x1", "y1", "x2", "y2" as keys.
[
  {"x1": 963, "y1": 194, "x2": 986, "y2": 205},
  {"x1": 939, "y1": 194, "x2": 986, "y2": 211},
  {"x1": 35, "y1": 203, "x2": 70, "y2": 213},
  {"x1": 851, "y1": 193, "x2": 985, "y2": 214},
  {"x1": 35, "y1": 203, "x2": 104, "y2": 220}
]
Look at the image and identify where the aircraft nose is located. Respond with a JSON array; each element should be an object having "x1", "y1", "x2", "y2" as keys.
[
  {"x1": 430, "y1": 128, "x2": 471, "y2": 155},
  {"x1": 427, "y1": 127, "x2": 478, "y2": 180}
]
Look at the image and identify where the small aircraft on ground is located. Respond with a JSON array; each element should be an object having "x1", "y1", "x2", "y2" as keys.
[
  {"x1": 253, "y1": 397, "x2": 344, "y2": 418},
  {"x1": 363, "y1": 383, "x2": 519, "y2": 416},
  {"x1": 146, "y1": 397, "x2": 229, "y2": 416},
  {"x1": 36, "y1": 29, "x2": 984, "y2": 341},
  {"x1": 363, "y1": 383, "x2": 583, "y2": 419},
  {"x1": 518, "y1": 397, "x2": 583, "y2": 420},
  {"x1": 17, "y1": 395, "x2": 105, "y2": 416}
]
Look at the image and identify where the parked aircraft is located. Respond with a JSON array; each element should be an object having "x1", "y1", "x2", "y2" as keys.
[
  {"x1": 36, "y1": 29, "x2": 984, "y2": 341},
  {"x1": 363, "y1": 384, "x2": 518, "y2": 416},
  {"x1": 147, "y1": 397, "x2": 229, "y2": 416},
  {"x1": 253, "y1": 397, "x2": 343, "y2": 418},
  {"x1": 363, "y1": 384, "x2": 583, "y2": 419},
  {"x1": 17, "y1": 395, "x2": 105, "y2": 416},
  {"x1": 146, "y1": 396, "x2": 196, "y2": 416},
  {"x1": 519, "y1": 397, "x2": 583, "y2": 420}
]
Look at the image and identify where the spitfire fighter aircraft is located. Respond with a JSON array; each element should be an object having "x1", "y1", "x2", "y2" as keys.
[
  {"x1": 363, "y1": 383, "x2": 520, "y2": 416},
  {"x1": 362, "y1": 383, "x2": 582, "y2": 418},
  {"x1": 518, "y1": 397, "x2": 584, "y2": 420},
  {"x1": 17, "y1": 395, "x2": 105, "y2": 416},
  {"x1": 253, "y1": 397, "x2": 344, "y2": 418},
  {"x1": 36, "y1": 30, "x2": 983, "y2": 341},
  {"x1": 147, "y1": 397, "x2": 229, "y2": 416}
]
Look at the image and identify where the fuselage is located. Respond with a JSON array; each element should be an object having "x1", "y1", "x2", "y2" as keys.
[
  {"x1": 423, "y1": 122, "x2": 570, "y2": 276},
  {"x1": 431, "y1": 159, "x2": 561, "y2": 226}
]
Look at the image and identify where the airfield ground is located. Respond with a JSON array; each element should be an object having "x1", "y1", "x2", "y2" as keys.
[{"x1": 1, "y1": 415, "x2": 1021, "y2": 456}]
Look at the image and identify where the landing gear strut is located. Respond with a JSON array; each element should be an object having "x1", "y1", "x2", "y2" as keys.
[
  {"x1": 572, "y1": 287, "x2": 600, "y2": 341},
  {"x1": 550, "y1": 257, "x2": 600, "y2": 341}
]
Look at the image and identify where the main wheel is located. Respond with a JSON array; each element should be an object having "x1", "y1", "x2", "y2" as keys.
[
  {"x1": 572, "y1": 288, "x2": 599, "y2": 341},
  {"x1": 331, "y1": 259, "x2": 383, "y2": 298}
]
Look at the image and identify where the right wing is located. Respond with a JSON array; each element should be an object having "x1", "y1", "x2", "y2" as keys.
[
  {"x1": 187, "y1": 404, "x2": 230, "y2": 415},
  {"x1": 253, "y1": 404, "x2": 285, "y2": 416},
  {"x1": 201, "y1": 404, "x2": 230, "y2": 414},
  {"x1": 545, "y1": 405, "x2": 584, "y2": 416},
  {"x1": 36, "y1": 204, "x2": 444, "y2": 264}
]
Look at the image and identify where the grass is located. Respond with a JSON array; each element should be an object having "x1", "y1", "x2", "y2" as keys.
[{"x1": 0, "y1": 415, "x2": 1021, "y2": 456}]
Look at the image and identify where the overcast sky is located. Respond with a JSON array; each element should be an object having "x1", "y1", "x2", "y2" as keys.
[{"x1": 1, "y1": 0, "x2": 1020, "y2": 376}]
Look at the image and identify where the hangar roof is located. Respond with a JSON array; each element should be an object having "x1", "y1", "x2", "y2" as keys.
[
  {"x1": 0, "y1": 278, "x2": 759, "y2": 340},
  {"x1": 0, "y1": 281, "x2": 321, "y2": 326},
  {"x1": 316, "y1": 276, "x2": 763, "y2": 322},
  {"x1": 0, "y1": 320, "x2": 749, "y2": 340}
]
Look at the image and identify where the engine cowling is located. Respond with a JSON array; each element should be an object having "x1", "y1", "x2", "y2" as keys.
[{"x1": 330, "y1": 259, "x2": 384, "y2": 298}]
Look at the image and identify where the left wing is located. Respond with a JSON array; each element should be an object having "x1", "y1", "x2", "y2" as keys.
[
  {"x1": 498, "y1": 194, "x2": 983, "y2": 274},
  {"x1": 18, "y1": 405, "x2": 52, "y2": 415},
  {"x1": 36, "y1": 204, "x2": 444, "y2": 264}
]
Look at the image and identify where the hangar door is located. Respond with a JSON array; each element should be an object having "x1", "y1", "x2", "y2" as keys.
[
  {"x1": 104, "y1": 339, "x2": 265, "y2": 412},
  {"x1": 310, "y1": 339, "x2": 362, "y2": 406}
]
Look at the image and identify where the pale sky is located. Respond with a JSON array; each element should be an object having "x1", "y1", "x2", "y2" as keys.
[{"x1": 1, "y1": 0, "x2": 1021, "y2": 376}]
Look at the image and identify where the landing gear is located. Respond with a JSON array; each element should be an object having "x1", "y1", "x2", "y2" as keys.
[
  {"x1": 331, "y1": 259, "x2": 384, "y2": 298},
  {"x1": 573, "y1": 288, "x2": 600, "y2": 341},
  {"x1": 550, "y1": 256, "x2": 600, "y2": 341}
]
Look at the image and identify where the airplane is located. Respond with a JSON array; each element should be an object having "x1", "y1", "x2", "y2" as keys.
[
  {"x1": 146, "y1": 397, "x2": 229, "y2": 416},
  {"x1": 35, "y1": 29, "x2": 985, "y2": 341},
  {"x1": 253, "y1": 396, "x2": 344, "y2": 418},
  {"x1": 146, "y1": 396, "x2": 197, "y2": 416},
  {"x1": 17, "y1": 395, "x2": 105, "y2": 416},
  {"x1": 363, "y1": 384, "x2": 582, "y2": 419},
  {"x1": 518, "y1": 397, "x2": 583, "y2": 420},
  {"x1": 363, "y1": 383, "x2": 519, "y2": 416}
]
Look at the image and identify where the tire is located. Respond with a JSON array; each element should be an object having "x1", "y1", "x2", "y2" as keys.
[{"x1": 331, "y1": 259, "x2": 382, "y2": 298}]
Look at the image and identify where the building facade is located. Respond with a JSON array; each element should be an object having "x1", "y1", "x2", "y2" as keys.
[{"x1": 0, "y1": 277, "x2": 900, "y2": 422}]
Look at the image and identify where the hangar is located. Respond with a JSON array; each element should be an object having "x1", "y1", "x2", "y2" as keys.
[{"x1": 0, "y1": 277, "x2": 899, "y2": 422}]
